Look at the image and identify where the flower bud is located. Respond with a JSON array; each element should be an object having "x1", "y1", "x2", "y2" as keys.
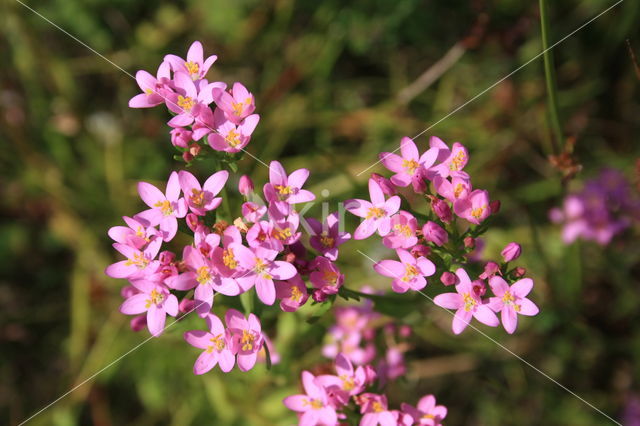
[
  {"x1": 422, "y1": 221, "x2": 448, "y2": 246},
  {"x1": 479, "y1": 261, "x2": 500, "y2": 279},
  {"x1": 411, "y1": 172, "x2": 427, "y2": 194},
  {"x1": 463, "y1": 236, "x2": 475, "y2": 249},
  {"x1": 440, "y1": 271, "x2": 457, "y2": 286},
  {"x1": 411, "y1": 244, "x2": 431, "y2": 258},
  {"x1": 432, "y1": 198, "x2": 453, "y2": 223},
  {"x1": 371, "y1": 173, "x2": 396, "y2": 196},
  {"x1": 311, "y1": 289, "x2": 328, "y2": 303},
  {"x1": 238, "y1": 175, "x2": 254, "y2": 196},
  {"x1": 501, "y1": 242, "x2": 522, "y2": 262},
  {"x1": 159, "y1": 250, "x2": 176, "y2": 265},
  {"x1": 182, "y1": 151, "x2": 194, "y2": 163},
  {"x1": 363, "y1": 365, "x2": 378, "y2": 385},
  {"x1": 490, "y1": 200, "x2": 501, "y2": 214},
  {"x1": 170, "y1": 127, "x2": 192, "y2": 148},
  {"x1": 513, "y1": 266, "x2": 526, "y2": 278},
  {"x1": 399, "y1": 325, "x2": 412, "y2": 338},
  {"x1": 188, "y1": 144, "x2": 201, "y2": 157},
  {"x1": 130, "y1": 315, "x2": 147, "y2": 332},
  {"x1": 179, "y1": 298, "x2": 195, "y2": 313},
  {"x1": 186, "y1": 213, "x2": 201, "y2": 232},
  {"x1": 472, "y1": 280, "x2": 486, "y2": 297}
]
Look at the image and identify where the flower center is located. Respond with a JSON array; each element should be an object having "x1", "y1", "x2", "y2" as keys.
[
  {"x1": 462, "y1": 292, "x2": 477, "y2": 311},
  {"x1": 207, "y1": 334, "x2": 225, "y2": 352},
  {"x1": 241, "y1": 329, "x2": 256, "y2": 351},
  {"x1": 196, "y1": 266, "x2": 211, "y2": 285},
  {"x1": 323, "y1": 270, "x2": 339, "y2": 285},
  {"x1": 372, "y1": 401, "x2": 385, "y2": 413},
  {"x1": 254, "y1": 258, "x2": 272, "y2": 279},
  {"x1": 340, "y1": 374, "x2": 355, "y2": 391},
  {"x1": 319, "y1": 232, "x2": 335, "y2": 248},
  {"x1": 402, "y1": 159, "x2": 420, "y2": 175},
  {"x1": 145, "y1": 288, "x2": 165, "y2": 308},
  {"x1": 274, "y1": 227, "x2": 292, "y2": 240},
  {"x1": 222, "y1": 249, "x2": 238, "y2": 269},
  {"x1": 366, "y1": 207, "x2": 386, "y2": 219},
  {"x1": 177, "y1": 95, "x2": 195, "y2": 112},
  {"x1": 184, "y1": 61, "x2": 200, "y2": 77},
  {"x1": 454, "y1": 183, "x2": 465, "y2": 198},
  {"x1": 125, "y1": 252, "x2": 149, "y2": 268},
  {"x1": 422, "y1": 413, "x2": 435, "y2": 419},
  {"x1": 274, "y1": 184, "x2": 293, "y2": 196},
  {"x1": 471, "y1": 206, "x2": 485, "y2": 219},
  {"x1": 290, "y1": 285, "x2": 303, "y2": 302},
  {"x1": 190, "y1": 188, "x2": 205, "y2": 207},
  {"x1": 402, "y1": 264, "x2": 418, "y2": 282},
  {"x1": 154, "y1": 200, "x2": 174, "y2": 216},
  {"x1": 225, "y1": 129, "x2": 241, "y2": 147},
  {"x1": 449, "y1": 150, "x2": 466, "y2": 171},
  {"x1": 393, "y1": 223, "x2": 412, "y2": 237}
]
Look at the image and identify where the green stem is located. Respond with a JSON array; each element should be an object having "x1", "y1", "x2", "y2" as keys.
[
  {"x1": 539, "y1": 0, "x2": 563, "y2": 155},
  {"x1": 213, "y1": 157, "x2": 234, "y2": 221}
]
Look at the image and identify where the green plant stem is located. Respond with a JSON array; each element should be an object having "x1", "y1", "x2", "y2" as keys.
[
  {"x1": 214, "y1": 157, "x2": 234, "y2": 221},
  {"x1": 539, "y1": 0, "x2": 563, "y2": 155}
]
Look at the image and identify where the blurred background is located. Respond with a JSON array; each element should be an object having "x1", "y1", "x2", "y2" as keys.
[{"x1": 2, "y1": 0, "x2": 640, "y2": 424}]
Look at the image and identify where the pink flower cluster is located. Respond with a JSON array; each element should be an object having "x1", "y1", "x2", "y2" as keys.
[
  {"x1": 284, "y1": 353, "x2": 447, "y2": 426},
  {"x1": 322, "y1": 296, "x2": 411, "y2": 384},
  {"x1": 550, "y1": 168, "x2": 640, "y2": 245},
  {"x1": 129, "y1": 41, "x2": 259, "y2": 161},
  {"x1": 346, "y1": 136, "x2": 539, "y2": 335}
]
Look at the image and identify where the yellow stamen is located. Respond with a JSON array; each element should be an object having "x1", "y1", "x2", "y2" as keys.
[
  {"x1": 222, "y1": 249, "x2": 238, "y2": 269},
  {"x1": 462, "y1": 292, "x2": 476, "y2": 311},
  {"x1": 196, "y1": 266, "x2": 211, "y2": 285},
  {"x1": 274, "y1": 185, "x2": 293, "y2": 196},
  {"x1": 241, "y1": 329, "x2": 255, "y2": 351},
  {"x1": 471, "y1": 206, "x2": 485, "y2": 220},
  {"x1": 402, "y1": 159, "x2": 420, "y2": 175},
  {"x1": 254, "y1": 258, "x2": 272, "y2": 280},
  {"x1": 366, "y1": 207, "x2": 386, "y2": 219},
  {"x1": 290, "y1": 285, "x2": 303, "y2": 302},
  {"x1": 154, "y1": 200, "x2": 174, "y2": 216},
  {"x1": 393, "y1": 223, "x2": 412, "y2": 237},
  {"x1": 372, "y1": 401, "x2": 385, "y2": 413},
  {"x1": 225, "y1": 129, "x2": 241, "y2": 147},
  {"x1": 274, "y1": 227, "x2": 292, "y2": 240},
  {"x1": 454, "y1": 183, "x2": 465, "y2": 198},
  {"x1": 145, "y1": 288, "x2": 165, "y2": 308},
  {"x1": 190, "y1": 188, "x2": 205, "y2": 207},
  {"x1": 401, "y1": 264, "x2": 418, "y2": 282},
  {"x1": 449, "y1": 150, "x2": 466, "y2": 171},
  {"x1": 185, "y1": 61, "x2": 200, "y2": 77},
  {"x1": 125, "y1": 252, "x2": 149, "y2": 268},
  {"x1": 177, "y1": 95, "x2": 195, "y2": 112},
  {"x1": 340, "y1": 375, "x2": 355, "y2": 391},
  {"x1": 320, "y1": 233, "x2": 334, "y2": 247},
  {"x1": 209, "y1": 334, "x2": 226, "y2": 351}
]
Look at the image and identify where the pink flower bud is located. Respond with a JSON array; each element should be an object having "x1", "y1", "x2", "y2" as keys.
[
  {"x1": 170, "y1": 127, "x2": 192, "y2": 148},
  {"x1": 238, "y1": 175, "x2": 254, "y2": 196},
  {"x1": 371, "y1": 173, "x2": 397, "y2": 196},
  {"x1": 432, "y1": 198, "x2": 453, "y2": 223},
  {"x1": 182, "y1": 151, "x2": 194, "y2": 163},
  {"x1": 472, "y1": 279, "x2": 486, "y2": 297},
  {"x1": 490, "y1": 200, "x2": 501, "y2": 214},
  {"x1": 399, "y1": 325, "x2": 412, "y2": 338},
  {"x1": 363, "y1": 365, "x2": 378, "y2": 385},
  {"x1": 186, "y1": 213, "x2": 201, "y2": 232},
  {"x1": 513, "y1": 266, "x2": 526, "y2": 278},
  {"x1": 411, "y1": 171, "x2": 427, "y2": 194},
  {"x1": 284, "y1": 252, "x2": 297, "y2": 263},
  {"x1": 188, "y1": 144, "x2": 201, "y2": 157},
  {"x1": 440, "y1": 271, "x2": 457, "y2": 286},
  {"x1": 179, "y1": 298, "x2": 195, "y2": 313},
  {"x1": 159, "y1": 250, "x2": 175, "y2": 265},
  {"x1": 479, "y1": 261, "x2": 500, "y2": 279},
  {"x1": 130, "y1": 315, "x2": 147, "y2": 332},
  {"x1": 411, "y1": 244, "x2": 431, "y2": 258},
  {"x1": 312, "y1": 289, "x2": 328, "y2": 303},
  {"x1": 464, "y1": 236, "x2": 475, "y2": 249},
  {"x1": 501, "y1": 242, "x2": 522, "y2": 262},
  {"x1": 422, "y1": 221, "x2": 448, "y2": 246}
]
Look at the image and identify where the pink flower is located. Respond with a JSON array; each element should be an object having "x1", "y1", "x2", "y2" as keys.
[
  {"x1": 263, "y1": 161, "x2": 316, "y2": 215},
  {"x1": 422, "y1": 221, "x2": 448, "y2": 246},
  {"x1": 309, "y1": 256, "x2": 344, "y2": 295},
  {"x1": 169, "y1": 127, "x2": 193, "y2": 148},
  {"x1": 166, "y1": 72, "x2": 221, "y2": 127},
  {"x1": 501, "y1": 242, "x2": 522, "y2": 262},
  {"x1": 184, "y1": 314, "x2": 236, "y2": 374},
  {"x1": 275, "y1": 274, "x2": 309, "y2": 312},
  {"x1": 207, "y1": 109, "x2": 260, "y2": 153},
  {"x1": 433, "y1": 175, "x2": 471, "y2": 203},
  {"x1": 108, "y1": 216, "x2": 157, "y2": 249},
  {"x1": 401, "y1": 394, "x2": 447, "y2": 426},
  {"x1": 307, "y1": 212, "x2": 352, "y2": 261},
  {"x1": 242, "y1": 201, "x2": 267, "y2": 223},
  {"x1": 119, "y1": 280, "x2": 178, "y2": 336},
  {"x1": 283, "y1": 371, "x2": 338, "y2": 426},
  {"x1": 431, "y1": 198, "x2": 453, "y2": 224},
  {"x1": 358, "y1": 393, "x2": 396, "y2": 426},
  {"x1": 178, "y1": 170, "x2": 229, "y2": 216},
  {"x1": 454, "y1": 189, "x2": 491, "y2": 225},
  {"x1": 231, "y1": 244, "x2": 297, "y2": 305},
  {"x1": 105, "y1": 238, "x2": 162, "y2": 279},
  {"x1": 135, "y1": 172, "x2": 187, "y2": 241},
  {"x1": 346, "y1": 178, "x2": 401, "y2": 240},
  {"x1": 433, "y1": 268, "x2": 499, "y2": 334},
  {"x1": 427, "y1": 140, "x2": 470, "y2": 180},
  {"x1": 382, "y1": 211, "x2": 418, "y2": 249},
  {"x1": 317, "y1": 353, "x2": 367, "y2": 397},
  {"x1": 164, "y1": 40, "x2": 217, "y2": 81},
  {"x1": 225, "y1": 309, "x2": 264, "y2": 371},
  {"x1": 167, "y1": 246, "x2": 240, "y2": 317},
  {"x1": 374, "y1": 249, "x2": 435, "y2": 293},
  {"x1": 128, "y1": 62, "x2": 173, "y2": 108},
  {"x1": 213, "y1": 82, "x2": 256, "y2": 124},
  {"x1": 488, "y1": 277, "x2": 539, "y2": 334},
  {"x1": 379, "y1": 136, "x2": 438, "y2": 188}
]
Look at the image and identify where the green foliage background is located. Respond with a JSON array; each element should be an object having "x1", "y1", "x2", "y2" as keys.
[{"x1": 1, "y1": 0, "x2": 639, "y2": 424}]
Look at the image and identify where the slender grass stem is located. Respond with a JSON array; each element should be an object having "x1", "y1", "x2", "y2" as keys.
[{"x1": 539, "y1": 0, "x2": 563, "y2": 155}]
